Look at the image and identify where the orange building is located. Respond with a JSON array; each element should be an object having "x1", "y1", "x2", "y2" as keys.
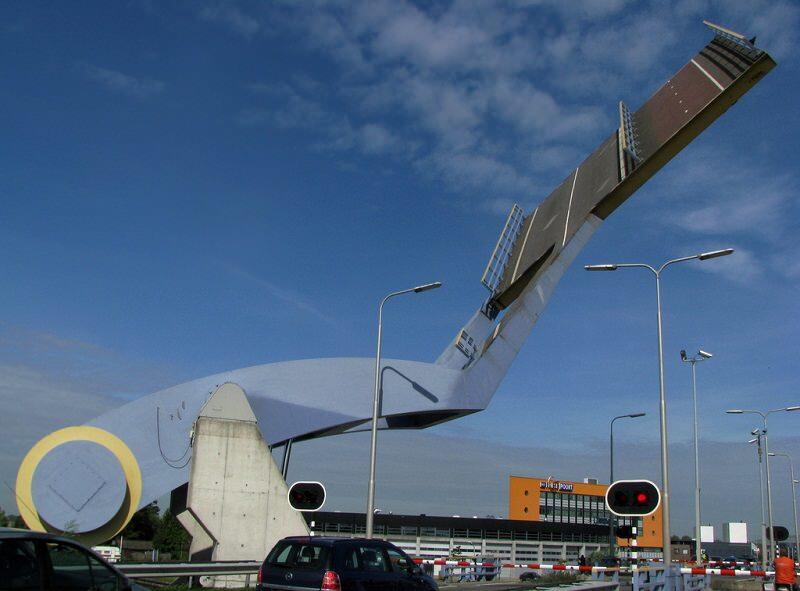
[{"x1": 509, "y1": 476, "x2": 663, "y2": 551}]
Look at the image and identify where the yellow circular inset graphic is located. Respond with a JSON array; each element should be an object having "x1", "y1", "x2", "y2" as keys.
[{"x1": 16, "y1": 426, "x2": 142, "y2": 546}]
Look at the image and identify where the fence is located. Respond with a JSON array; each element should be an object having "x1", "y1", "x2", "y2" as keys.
[{"x1": 117, "y1": 559, "x2": 789, "y2": 589}]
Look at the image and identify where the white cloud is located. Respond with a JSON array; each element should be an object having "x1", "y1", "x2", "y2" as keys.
[
  {"x1": 208, "y1": 0, "x2": 798, "y2": 212},
  {"x1": 198, "y1": 1, "x2": 260, "y2": 40},
  {"x1": 77, "y1": 63, "x2": 164, "y2": 99},
  {"x1": 661, "y1": 155, "x2": 796, "y2": 243},
  {"x1": 357, "y1": 124, "x2": 398, "y2": 155},
  {"x1": 0, "y1": 326, "x2": 179, "y2": 512},
  {"x1": 677, "y1": 192, "x2": 788, "y2": 237},
  {"x1": 651, "y1": 148, "x2": 799, "y2": 283},
  {"x1": 716, "y1": 0, "x2": 800, "y2": 59},
  {"x1": 692, "y1": 245, "x2": 763, "y2": 284},
  {"x1": 218, "y1": 262, "x2": 336, "y2": 325}
]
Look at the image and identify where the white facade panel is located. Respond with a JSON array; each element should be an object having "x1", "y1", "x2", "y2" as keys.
[
  {"x1": 699, "y1": 525, "x2": 715, "y2": 543},
  {"x1": 723, "y1": 522, "x2": 748, "y2": 543}
]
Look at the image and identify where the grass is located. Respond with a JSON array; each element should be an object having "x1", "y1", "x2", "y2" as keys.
[{"x1": 521, "y1": 572, "x2": 585, "y2": 587}]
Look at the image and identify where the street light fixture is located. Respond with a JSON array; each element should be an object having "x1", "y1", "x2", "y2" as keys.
[
  {"x1": 609, "y1": 412, "x2": 647, "y2": 557},
  {"x1": 365, "y1": 281, "x2": 442, "y2": 538},
  {"x1": 680, "y1": 349, "x2": 713, "y2": 564},
  {"x1": 585, "y1": 248, "x2": 733, "y2": 567},
  {"x1": 725, "y1": 406, "x2": 800, "y2": 562},
  {"x1": 769, "y1": 451, "x2": 799, "y2": 561},
  {"x1": 697, "y1": 248, "x2": 735, "y2": 260}
]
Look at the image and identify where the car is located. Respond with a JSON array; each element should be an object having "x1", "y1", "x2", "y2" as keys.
[
  {"x1": 0, "y1": 527, "x2": 136, "y2": 591},
  {"x1": 256, "y1": 536, "x2": 438, "y2": 591},
  {"x1": 519, "y1": 570, "x2": 540, "y2": 581}
]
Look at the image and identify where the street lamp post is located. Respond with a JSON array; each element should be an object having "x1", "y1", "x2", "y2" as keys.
[
  {"x1": 769, "y1": 452, "x2": 800, "y2": 561},
  {"x1": 365, "y1": 281, "x2": 441, "y2": 539},
  {"x1": 586, "y1": 248, "x2": 733, "y2": 567},
  {"x1": 680, "y1": 349, "x2": 713, "y2": 564},
  {"x1": 726, "y1": 407, "x2": 800, "y2": 563},
  {"x1": 609, "y1": 413, "x2": 646, "y2": 557},
  {"x1": 749, "y1": 431, "x2": 768, "y2": 571}
]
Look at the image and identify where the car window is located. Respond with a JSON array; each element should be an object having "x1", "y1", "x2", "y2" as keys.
[
  {"x1": 47, "y1": 542, "x2": 93, "y2": 591},
  {"x1": 357, "y1": 546, "x2": 389, "y2": 573},
  {"x1": 291, "y1": 544, "x2": 328, "y2": 570},
  {"x1": 267, "y1": 543, "x2": 293, "y2": 566},
  {"x1": 0, "y1": 539, "x2": 41, "y2": 591},
  {"x1": 87, "y1": 554, "x2": 120, "y2": 591},
  {"x1": 342, "y1": 546, "x2": 360, "y2": 571},
  {"x1": 385, "y1": 547, "x2": 412, "y2": 572}
]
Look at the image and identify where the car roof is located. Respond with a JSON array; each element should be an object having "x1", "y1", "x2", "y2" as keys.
[{"x1": 281, "y1": 536, "x2": 391, "y2": 546}]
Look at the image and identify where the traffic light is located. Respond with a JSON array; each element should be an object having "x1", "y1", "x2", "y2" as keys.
[
  {"x1": 605, "y1": 480, "x2": 660, "y2": 516},
  {"x1": 615, "y1": 525, "x2": 635, "y2": 539},
  {"x1": 766, "y1": 526, "x2": 789, "y2": 541},
  {"x1": 287, "y1": 481, "x2": 326, "y2": 511}
]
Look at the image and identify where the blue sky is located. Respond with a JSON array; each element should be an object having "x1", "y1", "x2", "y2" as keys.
[{"x1": 1, "y1": 1, "x2": 799, "y2": 539}]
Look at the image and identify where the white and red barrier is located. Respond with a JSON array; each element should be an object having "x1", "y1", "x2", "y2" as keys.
[
  {"x1": 679, "y1": 567, "x2": 771, "y2": 577},
  {"x1": 411, "y1": 558, "x2": 796, "y2": 579},
  {"x1": 412, "y1": 558, "x2": 616, "y2": 572}
]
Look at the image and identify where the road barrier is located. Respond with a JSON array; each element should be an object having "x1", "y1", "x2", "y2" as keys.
[
  {"x1": 117, "y1": 561, "x2": 261, "y2": 587},
  {"x1": 117, "y1": 558, "x2": 796, "y2": 589}
]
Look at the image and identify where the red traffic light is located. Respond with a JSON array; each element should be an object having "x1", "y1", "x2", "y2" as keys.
[
  {"x1": 287, "y1": 481, "x2": 326, "y2": 512},
  {"x1": 606, "y1": 480, "x2": 660, "y2": 517}
]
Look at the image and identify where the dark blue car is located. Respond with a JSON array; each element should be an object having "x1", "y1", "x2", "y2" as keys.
[{"x1": 257, "y1": 536, "x2": 438, "y2": 591}]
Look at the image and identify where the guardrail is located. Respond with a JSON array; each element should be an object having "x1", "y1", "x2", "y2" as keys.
[{"x1": 117, "y1": 561, "x2": 261, "y2": 581}]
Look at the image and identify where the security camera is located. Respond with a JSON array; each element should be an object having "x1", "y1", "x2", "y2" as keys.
[
  {"x1": 680, "y1": 350, "x2": 687, "y2": 360},
  {"x1": 698, "y1": 350, "x2": 713, "y2": 359},
  {"x1": 751, "y1": 428, "x2": 761, "y2": 436}
]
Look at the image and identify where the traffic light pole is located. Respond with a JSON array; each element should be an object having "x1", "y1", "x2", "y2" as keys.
[
  {"x1": 763, "y1": 418, "x2": 776, "y2": 565},
  {"x1": 609, "y1": 413, "x2": 645, "y2": 557},
  {"x1": 690, "y1": 360, "x2": 701, "y2": 564},
  {"x1": 754, "y1": 432, "x2": 767, "y2": 571},
  {"x1": 609, "y1": 418, "x2": 616, "y2": 556}
]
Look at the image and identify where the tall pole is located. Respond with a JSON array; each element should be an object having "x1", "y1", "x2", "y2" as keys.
[
  {"x1": 365, "y1": 282, "x2": 441, "y2": 539},
  {"x1": 794, "y1": 475, "x2": 799, "y2": 560},
  {"x1": 763, "y1": 415, "x2": 776, "y2": 564},
  {"x1": 794, "y1": 474, "x2": 799, "y2": 560},
  {"x1": 610, "y1": 419, "x2": 615, "y2": 555},
  {"x1": 728, "y1": 408, "x2": 800, "y2": 564},
  {"x1": 690, "y1": 360, "x2": 701, "y2": 563},
  {"x1": 770, "y1": 452, "x2": 799, "y2": 562},
  {"x1": 587, "y1": 249, "x2": 735, "y2": 572},
  {"x1": 654, "y1": 272, "x2": 672, "y2": 566},
  {"x1": 365, "y1": 294, "x2": 387, "y2": 539},
  {"x1": 681, "y1": 349, "x2": 712, "y2": 563},
  {"x1": 754, "y1": 433, "x2": 767, "y2": 571}
]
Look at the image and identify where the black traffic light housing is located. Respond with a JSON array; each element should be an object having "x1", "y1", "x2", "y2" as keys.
[
  {"x1": 287, "y1": 481, "x2": 326, "y2": 512},
  {"x1": 606, "y1": 479, "x2": 660, "y2": 517},
  {"x1": 766, "y1": 526, "x2": 789, "y2": 541},
  {"x1": 615, "y1": 525, "x2": 635, "y2": 539}
]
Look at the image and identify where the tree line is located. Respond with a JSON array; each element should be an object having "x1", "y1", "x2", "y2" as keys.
[{"x1": 0, "y1": 503, "x2": 190, "y2": 560}]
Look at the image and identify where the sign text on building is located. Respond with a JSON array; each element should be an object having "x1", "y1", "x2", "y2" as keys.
[{"x1": 539, "y1": 480, "x2": 574, "y2": 493}]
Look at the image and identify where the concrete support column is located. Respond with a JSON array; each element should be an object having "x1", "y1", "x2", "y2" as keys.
[{"x1": 176, "y1": 383, "x2": 309, "y2": 584}]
